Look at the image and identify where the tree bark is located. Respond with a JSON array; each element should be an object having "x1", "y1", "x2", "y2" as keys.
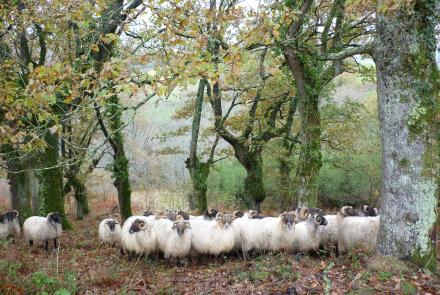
[
  {"x1": 7, "y1": 156, "x2": 31, "y2": 225},
  {"x1": 37, "y1": 132, "x2": 71, "y2": 229},
  {"x1": 65, "y1": 172, "x2": 89, "y2": 220},
  {"x1": 284, "y1": 49, "x2": 322, "y2": 207},
  {"x1": 279, "y1": 157, "x2": 292, "y2": 209},
  {"x1": 186, "y1": 79, "x2": 211, "y2": 213},
  {"x1": 374, "y1": 0, "x2": 439, "y2": 271}
]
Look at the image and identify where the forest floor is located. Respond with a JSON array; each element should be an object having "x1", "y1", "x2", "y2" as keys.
[{"x1": 1, "y1": 201, "x2": 440, "y2": 294}]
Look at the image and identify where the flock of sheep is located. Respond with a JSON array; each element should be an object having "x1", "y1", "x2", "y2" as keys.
[{"x1": 0, "y1": 205, "x2": 380, "y2": 263}]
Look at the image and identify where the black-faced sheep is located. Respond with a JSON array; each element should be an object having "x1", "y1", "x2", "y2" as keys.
[
  {"x1": 0, "y1": 210, "x2": 20, "y2": 242},
  {"x1": 98, "y1": 218, "x2": 121, "y2": 247},
  {"x1": 23, "y1": 212, "x2": 62, "y2": 251}
]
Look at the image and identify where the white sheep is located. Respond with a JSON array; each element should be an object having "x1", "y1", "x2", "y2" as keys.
[
  {"x1": 98, "y1": 218, "x2": 121, "y2": 247},
  {"x1": 190, "y1": 212, "x2": 235, "y2": 256},
  {"x1": 121, "y1": 216, "x2": 157, "y2": 260},
  {"x1": 238, "y1": 212, "x2": 296, "y2": 258},
  {"x1": 337, "y1": 206, "x2": 380, "y2": 254},
  {"x1": 153, "y1": 216, "x2": 191, "y2": 262},
  {"x1": 23, "y1": 212, "x2": 62, "y2": 251},
  {"x1": 319, "y1": 207, "x2": 358, "y2": 249},
  {"x1": 0, "y1": 210, "x2": 20, "y2": 242},
  {"x1": 294, "y1": 212, "x2": 328, "y2": 253}
]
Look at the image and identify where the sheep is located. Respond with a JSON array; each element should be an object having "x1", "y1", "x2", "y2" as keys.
[
  {"x1": 203, "y1": 208, "x2": 219, "y2": 220},
  {"x1": 337, "y1": 206, "x2": 380, "y2": 254},
  {"x1": 238, "y1": 212, "x2": 297, "y2": 258},
  {"x1": 98, "y1": 218, "x2": 121, "y2": 247},
  {"x1": 23, "y1": 212, "x2": 62, "y2": 251},
  {"x1": 121, "y1": 216, "x2": 157, "y2": 260},
  {"x1": 319, "y1": 206, "x2": 358, "y2": 249},
  {"x1": 233, "y1": 210, "x2": 244, "y2": 218},
  {"x1": 242, "y1": 210, "x2": 264, "y2": 219},
  {"x1": 294, "y1": 212, "x2": 328, "y2": 253},
  {"x1": 0, "y1": 210, "x2": 20, "y2": 242},
  {"x1": 153, "y1": 215, "x2": 191, "y2": 263},
  {"x1": 355, "y1": 205, "x2": 379, "y2": 217},
  {"x1": 190, "y1": 212, "x2": 235, "y2": 256}
]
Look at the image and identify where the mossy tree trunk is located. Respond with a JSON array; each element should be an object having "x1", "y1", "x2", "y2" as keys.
[
  {"x1": 240, "y1": 150, "x2": 265, "y2": 213},
  {"x1": 65, "y1": 172, "x2": 89, "y2": 220},
  {"x1": 37, "y1": 132, "x2": 71, "y2": 229},
  {"x1": 95, "y1": 93, "x2": 133, "y2": 222},
  {"x1": 284, "y1": 48, "x2": 322, "y2": 208},
  {"x1": 374, "y1": 0, "x2": 439, "y2": 271},
  {"x1": 7, "y1": 155, "x2": 32, "y2": 225},
  {"x1": 187, "y1": 79, "x2": 217, "y2": 213}
]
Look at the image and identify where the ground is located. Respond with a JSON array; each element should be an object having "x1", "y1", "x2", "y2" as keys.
[{"x1": 1, "y1": 200, "x2": 440, "y2": 294}]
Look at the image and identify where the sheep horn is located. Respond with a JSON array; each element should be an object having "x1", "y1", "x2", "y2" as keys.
[
  {"x1": 299, "y1": 207, "x2": 309, "y2": 220},
  {"x1": 341, "y1": 206, "x2": 353, "y2": 216}
]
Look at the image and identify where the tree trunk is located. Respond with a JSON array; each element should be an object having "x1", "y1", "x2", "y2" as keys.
[
  {"x1": 375, "y1": 0, "x2": 439, "y2": 271},
  {"x1": 283, "y1": 49, "x2": 322, "y2": 208},
  {"x1": 241, "y1": 150, "x2": 265, "y2": 212},
  {"x1": 187, "y1": 79, "x2": 211, "y2": 213},
  {"x1": 113, "y1": 147, "x2": 132, "y2": 222},
  {"x1": 107, "y1": 94, "x2": 133, "y2": 222},
  {"x1": 295, "y1": 90, "x2": 321, "y2": 207},
  {"x1": 25, "y1": 159, "x2": 40, "y2": 215},
  {"x1": 279, "y1": 157, "x2": 292, "y2": 209},
  {"x1": 37, "y1": 132, "x2": 71, "y2": 229},
  {"x1": 7, "y1": 157, "x2": 31, "y2": 224},
  {"x1": 190, "y1": 161, "x2": 210, "y2": 213},
  {"x1": 66, "y1": 173, "x2": 89, "y2": 220}
]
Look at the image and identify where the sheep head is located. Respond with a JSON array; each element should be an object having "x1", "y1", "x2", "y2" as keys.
[
  {"x1": 106, "y1": 219, "x2": 118, "y2": 231},
  {"x1": 215, "y1": 212, "x2": 234, "y2": 229},
  {"x1": 248, "y1": 210, "x2": 264, "y2": 219},
  {"x1": 177, "y1": 210, "x2": 190, "y2": 220},
  {"x1": 166, "y1": 211, "x2": 178, "y2": 221},
  {"x1": 312, "y1": 213, "x2": 328, "y2": 226},
  {"x1": 5, "y1": 210, "x2": 19, "y2": 222},
  {"x1": 47, "y1": 212, "x2": 62, "y2": 224},
  {"x1": 204, "y1": 208, "x2": 219, "y2": 220},
  {"x1": 233, "y1": 210, "x2": 244, "y2": 218},
  {"x1": 280, "y1": 211, "x2": 296, "y2": 229},
  {"x1": 361, "y1": 205, "x2": 379, "y2": 217},
  {"x1": 172, "y1": 220, "x2": 191, "y2": 236},
  {"x1": 129, "y1": 219, "x2": 147, "y2": 234},
  {"x1": 340, "y1": 206, "x2": 356, "y2": 217}
]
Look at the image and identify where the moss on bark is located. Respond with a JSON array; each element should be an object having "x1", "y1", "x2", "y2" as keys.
[{"x1": 37, "y1": 132, "x2": 71, "y2": 229}]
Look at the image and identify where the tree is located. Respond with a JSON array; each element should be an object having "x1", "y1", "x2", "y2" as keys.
[{"x1": 374, "y1": 0, "x2": 439, "y2": 271}]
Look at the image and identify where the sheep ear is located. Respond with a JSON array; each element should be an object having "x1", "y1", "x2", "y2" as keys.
[{"x1": 215, "y1": 212, "x2": 224, "y2": 219}]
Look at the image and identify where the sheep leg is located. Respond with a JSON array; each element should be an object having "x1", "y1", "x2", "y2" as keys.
[
  {"x1": 45, "y1": 240, "x2": 49, "y2": 251},
  {"x1": 54, "y1": 239, "x2": 58, "y2": 249},
  {"x1": 120, "y1": 247, "x2": 124, "y2": 256},
  {"x1": 112, "y1": 242, "x2": 115, "y2": 248},
  {"x1": 29, "y1": 240, "x2": 34, "y2": 246}
]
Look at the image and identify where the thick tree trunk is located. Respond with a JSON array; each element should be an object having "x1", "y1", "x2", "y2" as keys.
[
  {"x1": 375, "y1": 0, "x2": 439, "y2": 271},
  {"x1": 279, "y1": 157, "x2": 292, "y2": 209},
  {"x1": 240, "y1": 150, "x2": 265, "y2": 212},
  {"x1": 7, "y1": 157, "x2": 31, "y2": 224},
  {"x1": 283, "y1": 49, "x2": 322, "y2": 208},
  {"x1": 295, "y1": 91, "x2": 321, "y2": 207},
  {"x1": 37, "y1": 132, "x2": 71, "y2": 229},
  {"x1": 189, "y1": 161, "x2": 210, "y2": 213}
]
